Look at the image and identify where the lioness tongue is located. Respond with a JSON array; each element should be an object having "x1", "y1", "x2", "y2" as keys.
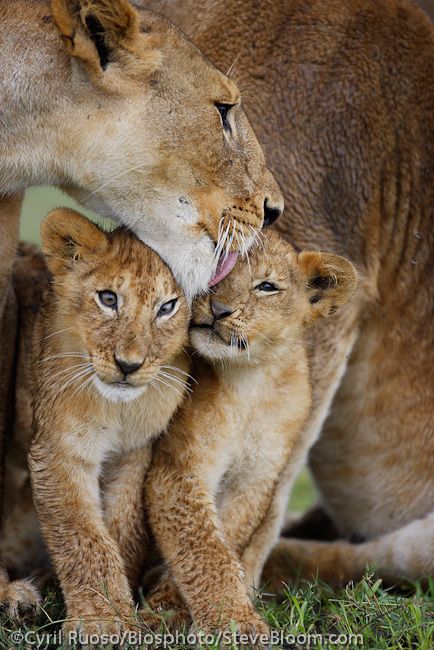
[{"x1": 208, "y1": 251, "x2": 239, "y2": 287}]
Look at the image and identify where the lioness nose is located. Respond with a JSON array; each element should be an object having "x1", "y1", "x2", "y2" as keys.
[
  {"x1": 263, "y1": 198, "x2": 283, "y2": 227},
  {"x1": 211, "y1": 300, "x2": 233, "y2": 320},
  {"x1": 115, "y1": 357, "x2": 143, "y2": 376}
]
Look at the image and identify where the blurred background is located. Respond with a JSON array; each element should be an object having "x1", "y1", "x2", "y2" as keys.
[{"x1": 419, "y1": 0, "x2": 434, "y2": 19}]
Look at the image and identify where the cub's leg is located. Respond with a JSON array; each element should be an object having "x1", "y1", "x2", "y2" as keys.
[
  {"x1": 262, "y1": 510, "x2": 434, "y2": 590},
  {"x1": 144, "y1": 462, "x2": 301, "y2": 628},
  {"x1": 143, "y1": 572, "x2": 191, "y2": 632},
  {"x1": 219, "y1": 451, "x2": 307, "y2": 593},
  {"x1": 29, "y1": 444, "x2": 134, "y2": 634},
  {"x1": 103, "y1": 447, "x2": 152, "y2": 591},
  {"x1": 0, "y1": 565, "x2": 41, "y2": 619},
  {"x1": 144, "y1": 466, "x2": 269, "y2": 636}
]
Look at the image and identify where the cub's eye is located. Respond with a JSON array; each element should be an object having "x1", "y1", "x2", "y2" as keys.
[
  {"x1": 97, "y1": 290, "x2": 118, "y2": 309},
  {"x1": 215, "y1": 103, "x2": 234, "y2": 132},
  {"x1": 157, "y1": 298, "x2": 178, "y2": 319},
  {"x1": 255, "y1": 281, "x2": 279, "y2": 293}
]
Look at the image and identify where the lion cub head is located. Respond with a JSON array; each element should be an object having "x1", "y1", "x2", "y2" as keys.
[
  {"x1": 41, "y1": 208, "x2": 190, "y2": 403},
  {"x1": 190, "y1": 230, "x2": 357, "y2": 363}
]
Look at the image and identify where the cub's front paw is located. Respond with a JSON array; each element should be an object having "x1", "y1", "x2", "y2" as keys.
[
  {"x1": 140, "y1": 606, "x2": 190, "y2": 633},
  {"x1": 62, "y1": 613, "x2": 133, "y2": 646},
  {"x1": 193, "y1": 605, "x2": 270, "y2": 647},
  {"x1": 0, "y1": 578, "x2": 41, "y2": 619},
  {"x1": 140, "y1": 578, "x2": 191, "y2": 632}
]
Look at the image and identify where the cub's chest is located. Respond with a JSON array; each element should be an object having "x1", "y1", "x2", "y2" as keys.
[
  {"x1": 72, "y1": 404, "x2": 164, "y2": 463},
  {"x1": 223, "y1": 385, "x2": 293, "y2": 465}
]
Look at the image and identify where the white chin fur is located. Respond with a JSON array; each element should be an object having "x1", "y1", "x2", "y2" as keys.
[
  {"x1": 189, "y1": 329, "x2": 241, "y2": 362},
  {"x1": 93, "y1": 376, "x2": 146, "y2": 403}
]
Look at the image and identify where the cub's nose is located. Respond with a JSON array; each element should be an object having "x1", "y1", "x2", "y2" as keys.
[
  {"x1": 211, "y1": 300, "x2": 233, "y2": 321},
  {"x1": 263, "y1": 197, "x2": 283, "y2": 227},
  {"x1": 114, "y1": 357, "x2": 143, "y2": 376}
]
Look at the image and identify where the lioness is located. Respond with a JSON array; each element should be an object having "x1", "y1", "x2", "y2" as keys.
[
  {"x1": 143, "y1": 231, "x2": 357, "y2": 635},
  {"x1": 24, "y1": 208, "x2": 189, "y2": 633},
  {"x1": 147, "y1": 0, "x2": 434, "y2": 585},
  {"x1": 0, "y1": 0, "x2": 282, "y2": 608}
]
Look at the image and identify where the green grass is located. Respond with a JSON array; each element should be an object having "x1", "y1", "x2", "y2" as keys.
[
  {"x1": 0, "y1": 469, "x2": 431, "y2": 649},
  {"x1": 1, "y1": 576, "x2": 432, "y2": 649},
  {"x1": 12, "y1": 188, "x2": 433, "y2": 648}
]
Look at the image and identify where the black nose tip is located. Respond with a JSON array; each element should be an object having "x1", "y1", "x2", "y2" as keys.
[
  {"x1": 263, "y1": 198, "x2": 282, "y2": 227},
  {"x1": 114, "y1": 357, "x2": 143, "y2": 376},
  {"x1": 211, "y1": 300, "x2": 233, "y2": 321}
]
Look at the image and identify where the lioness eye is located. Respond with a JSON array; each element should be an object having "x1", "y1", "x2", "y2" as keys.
[
  {"x1": 255, "y1": 282, "x2": 279, "y2": 293},
  {"x1": 157, "y1": 298, "x2": 178, "y2": 318},
  {"x1": 98, "y1": 290, "x2": 118, "y2": 309},
  {"x1": 215, "y1": 103, "x2": 233, "y2": 132}
]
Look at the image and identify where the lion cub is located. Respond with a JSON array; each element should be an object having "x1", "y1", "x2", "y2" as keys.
[
  {"x1": 144, "y1": 230, "x2": 357, "y2": 635},
  {"x1": 28, "y1": 209, "x2": 190, "y2": 633}
]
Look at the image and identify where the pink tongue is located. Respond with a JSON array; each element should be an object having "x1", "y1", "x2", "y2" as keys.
[{"x1": 209, "y1": 251, "x2": 239, "y2": 287}]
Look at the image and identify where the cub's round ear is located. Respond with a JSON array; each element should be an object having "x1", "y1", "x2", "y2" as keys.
[
  {"x1": 41, "y1": 208, "x2": 108, "y2": 275},
  {"x1": 51, "y1": 0, "x2": 159, "y2": 80},
  {"x1": 298, "y1": 251, "x2": 358, "y2": 321}
]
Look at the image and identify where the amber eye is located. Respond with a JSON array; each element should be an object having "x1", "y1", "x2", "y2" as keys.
[
  {"x1": 255, "y1": 281, "x2": 279, "y2": 293},
  {"x1": 97, "y1": 290, "x2": 118, "y2": 309},
  {"x1": 157, "y1": 298, "x2": 178, "y2": 318},
  {"x1": 215, "y1": 103, "x2": 233, "y2": 132}
]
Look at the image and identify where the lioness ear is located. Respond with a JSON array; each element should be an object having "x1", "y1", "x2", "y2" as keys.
[
  {"x1": 41, "y1": 208, "x2": 107, "y2": 275},
  {"x1": 298, "y1": 251, "x2": 358, "y2": 321},
  {"x1": 51, "y1": 0, "x2": 144, "y2": 76}
]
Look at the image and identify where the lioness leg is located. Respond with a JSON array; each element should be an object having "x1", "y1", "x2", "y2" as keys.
[
  {"x1": 267, "y1": 291, "x2": 434, "y2": 587},
  {"x1": 263, "y1": 510, "x2": 434, "y2": 590},
  {"x1": 309, "y1": 295, "x2": 434, "y2": 543},
  {"x1": 281, "y1": 505, "x2": 340, "y2": 542},
  {"x1": 103, "y1": 447, "x2": 152, "y2": 591},
  {"x1": 29, "y1": 446, "x2": 134, "y2": 633},
  {"x1": 0, "y1": 194, "x2": 39, "y2": 616}
]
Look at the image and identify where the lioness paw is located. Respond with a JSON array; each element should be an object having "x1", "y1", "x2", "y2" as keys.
[{"x1": 0, "y1": 578, "x2": 41, "y2": 619}]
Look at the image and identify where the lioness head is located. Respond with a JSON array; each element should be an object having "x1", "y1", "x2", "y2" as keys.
[
  {"x1": 190, "y1": 231, "x2": 358, "y2": 363},
  {"x1": 41, "y1": 208, "x2": 190, "y2": 403},
  {"x1": 47, "y1": 0, "x2": 283, "y2": 297}
]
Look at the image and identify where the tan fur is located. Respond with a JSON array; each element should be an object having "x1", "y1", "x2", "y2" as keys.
[
  {"x1": 143, "y1": 231, "x2": 357, "y2": 634},
  {"x1": 0, "y1": 245, "x2": 49, "y2": 603},
  {"x1": 145, "y1": 0, "x2": 434, "y2": 588},
  {"x1": 0, "y1": 0, "x2": 282, "y2": 298},
  {"x1": 5, "y1": 209, "x2": 190, "y2": 634},
  {"x1": 0, "y1": 3, "x2": 282, "y2": 603},
  {"x1": 0, "y1": 197, "x2": 35, "y2": 616},
  {"x1": 264, "y1": 512, "x2": 434, "y2": 589}
]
